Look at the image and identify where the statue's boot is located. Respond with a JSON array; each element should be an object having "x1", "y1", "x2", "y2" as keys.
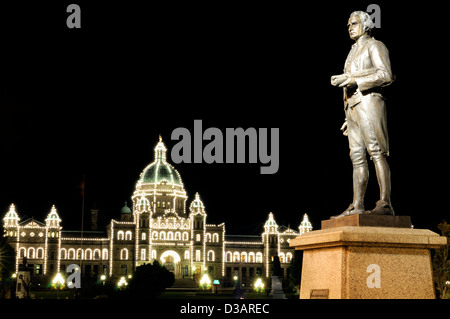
[
  {"x1": 365, "y1": 200, "x2": 395, "y2": 215},
  {"x1": 330, "y1": 203, "x2": 365, "y2": 219},
  {"x1": 366, "y1": 155, "x2": 395, "y2": 216},
  {"x1": 331, "y1": 164, "x2": 368, "y2": 219}
]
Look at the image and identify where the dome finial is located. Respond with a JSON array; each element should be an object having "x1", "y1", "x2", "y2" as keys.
[{"x1": 154, "y1": 135, "x2": 167, "y2": 161}]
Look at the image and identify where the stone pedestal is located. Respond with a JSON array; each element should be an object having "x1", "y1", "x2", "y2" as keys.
[
  {"x1": 289, "y1": 224, "x2": 447, "y2": 299},
  {"x1": 269, "y1": 276, "x2": 286, "y2": 299}
]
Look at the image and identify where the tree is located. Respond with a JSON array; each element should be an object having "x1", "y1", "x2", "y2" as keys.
[
  {"x1": 288, "y1": 250, "x2": 303, "y2": 294},
  {"x1": 433, "y1": 221, "x2": 450, "y2": 299},
  {"x1": 0, "y1": 237, "x2": 15, "y2": 298},
  {"x1": 125, "y1": 261, "x2": 175, "y2": 298}
]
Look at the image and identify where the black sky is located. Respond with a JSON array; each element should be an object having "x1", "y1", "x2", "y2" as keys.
[{"x1": 1, "y1": 1, "x2": 448, "y2": 235}]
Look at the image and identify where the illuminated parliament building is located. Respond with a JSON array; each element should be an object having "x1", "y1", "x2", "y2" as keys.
[{"x1": 2, "y1": 138, "x2": 312, "y2": 286}]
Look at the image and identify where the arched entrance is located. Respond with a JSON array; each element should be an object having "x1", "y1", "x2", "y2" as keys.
[{"x1": 160, "y1": 250, "x2": 182, "y2": 278}]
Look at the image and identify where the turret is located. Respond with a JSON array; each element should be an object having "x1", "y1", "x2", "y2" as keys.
[
  {"x1": 298, "y1": 213, "x2": 313, "y2": 235},
  {"x1": 3, "y1": 204, "x2": 20, "y2": 237},
  {"x1": 45, "y1": 205, "x2": 61, "y2": 229}
]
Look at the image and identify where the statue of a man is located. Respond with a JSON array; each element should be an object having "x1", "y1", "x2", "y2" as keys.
[{"x1": 330, "y1": 11, "x2": 394, "y2": 218}]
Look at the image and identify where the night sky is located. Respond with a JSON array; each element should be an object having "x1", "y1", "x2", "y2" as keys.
[{"x1": 1, "y1": 1, "x2": 448, "y2": 235}]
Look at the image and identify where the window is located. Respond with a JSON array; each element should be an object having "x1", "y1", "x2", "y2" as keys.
[
  {"x1": 93, "y1": 249, "x2": 101, "y2": 260},
  {"x1": 117, "y1": 231, "x2": 124, "y2": 240},
  {"x1": 196, "y1": 234, "x2": 201, "y2": 242},
  {"x1": 206, "y1": 233, "x2": 211, "y2": 242},
  {"x1": 184, "y1": 250, "x2": 190, "y2": 260},
  {"x1": 167, "y1": 231, "x2": 173, "y2": 240},
  {"x1": 207, "y1": 250, "x2": 215, "y2": 261},
  {"x1": 120, "y1": 248, "x2": 128, "y2": 260},
  {"x1": 19, "y1": 247, "x2": 26, "y2": 258},
  {"x1": 68, "y1": 249, "x2": 75, "y2": 260},
  {"x1": 37, "y1": 248, "x2": 44, "y2": 259},
  {"x1": 233, "y1": 252, "x2": 240, "y2": 262},
  {"x1": 175, "y1": 232, "x2": 181, "y2": 240},
  {"x1": 28, "y1": 247, "x2": 35, "y2": 259},
  {"x1": 241, "y1": 252, "x2": 247, "y2": 263},
  {"x1": 160, "y1": 231, "x2": 166, "y2": 240},
  {"x1": 77, "y1": 249, "x2": 83, "y2": 260},
  {"x1": 195, "y1": 250, "x2": 201, "y2": 262},
  {"x1": 286, "y1": 252, "x2": 292, "y2": 263},
  {"x1": 256, "y1": 252, "x2": 263, "y2": 263},
  {"x1": 102, "y1": 249, "x2": 108, "y2": 260},
  {"x1": 152, "y1": 250, "x2": 157, "y2": 259},
  {"x1": 152, "y1": 231, "x2": 158, "y2": 240},
  {"x1": 182, "y1": 232, "x2": 189, "y2": 241},
  {"x1": 226, "y1": 252, "x2": 232, "y2": 262},
  {"x1": 279, "y1": 252, "x2": 285, "y2": 263},
  {"x1": 60, "y1": 249, "x2": 67, "y2": 259},
  {"x1": 213, "y1": 233, "x2": 219, "y2": 242},
  {"x1": 125, "y1": 231, "x2": 132, "y2": 240},
  {"x1": 141, "y1": 248, "x2": 146, "y2": 261},
  {"x1": 141, "y1": 232, "x2": 146, "y2": 240},
  {"x1": 85, "y1": 249, "x2": 92, "y2": 260},
  {"x1": 249, "y1": 252, "x2": 255, "y2": 263}
]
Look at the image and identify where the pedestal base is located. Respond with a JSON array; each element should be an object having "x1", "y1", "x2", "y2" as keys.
[{"x1": 289, "y1": 226, "x2": 447, "y2": 299}]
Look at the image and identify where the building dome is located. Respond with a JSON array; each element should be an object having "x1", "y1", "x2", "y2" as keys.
[
  {"x1": 133, "y1": 136, "x2": 188, "y2": 217},
  {"x1": 138, "y1": 136, "x2": 183, "y2": 186},
  {"x1": 121, "y1": 201, "x2": 131, "y2": 214}
]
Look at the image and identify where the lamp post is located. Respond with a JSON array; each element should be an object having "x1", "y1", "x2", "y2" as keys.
[
  {"x1": 52, "y1": 273, "x2": 65, "y2": 299},
  {"x1": 254, "y1": 278, "x2": 265, "y2": 293},
  {"x1": 200, "y1": 274, "x2": 211, "y2": 295},
  {"x1": 117, "y1": 276, "x2": 127, "y2": 289},
  {"x1": 100, "y1": 274, "x2": 106, "y2": 285}
]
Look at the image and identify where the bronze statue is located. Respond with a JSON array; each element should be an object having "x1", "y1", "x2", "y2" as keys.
[{"x1": 331, "y1": 11, "x2": 394, "y2": 218}]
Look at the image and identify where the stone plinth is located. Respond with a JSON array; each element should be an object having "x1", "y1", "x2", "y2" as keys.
[
  {"x1": 321, "y1": 215, "x2": 412, "y2": 229},
  {"x1": 289, "y1": 226, "x2": 447, "y2": 299}
]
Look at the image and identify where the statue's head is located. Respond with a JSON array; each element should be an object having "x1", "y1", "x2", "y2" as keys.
[{"x1": 348, "y1": 11, "x2": 374, "y2": 41}]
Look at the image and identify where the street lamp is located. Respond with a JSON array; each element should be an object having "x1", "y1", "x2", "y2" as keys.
[
  {"x1": 52, "y1": 273, "x2": 65, "y2": 299},
  {"x1": 254, "y1": 278, "x2": 265, "y2": 293},
  {"x1": 100, "y1": 274, "x2": 106, "y2": 285},
  {"x1": 117, "y1": 276, "x2": 128, "y2": 288},
  {"x1": 200, "y1": 274, "x2": 211, "y2": 294}
]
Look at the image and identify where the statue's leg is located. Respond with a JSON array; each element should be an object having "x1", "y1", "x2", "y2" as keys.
[
  {"x1": 353, "y1": 104, "x2": 394, "y2": 216},
  {"x1": 367, "y1": 153, "x2": 394, "y2": 215},
  {"x1": 331, "y1": 107, "x2": 367, "y2": 219}
]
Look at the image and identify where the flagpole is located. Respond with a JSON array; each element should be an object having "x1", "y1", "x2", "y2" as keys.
[{"x1": 80, "y1": 174, "x2": 85, "y2": 275}]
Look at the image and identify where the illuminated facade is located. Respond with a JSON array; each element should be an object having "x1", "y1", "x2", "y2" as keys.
[{"x1": 2, "y1": 138, "x2": 312, "y2": 286}]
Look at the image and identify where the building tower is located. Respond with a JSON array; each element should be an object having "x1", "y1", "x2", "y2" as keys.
[
  {"x1": 45, "y1": 205, "x2": 62, "y2": 274},
  {"x1": 190, "y1": 192, "x2": 206, "y2": 279},
  {"x1": 262, "y1": 212, "x2": 279, "y2": 277}
]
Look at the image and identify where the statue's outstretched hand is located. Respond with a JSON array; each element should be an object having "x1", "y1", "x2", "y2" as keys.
[{"x1": 340, "y1": 120, "x2": 348, "y2": 136}]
